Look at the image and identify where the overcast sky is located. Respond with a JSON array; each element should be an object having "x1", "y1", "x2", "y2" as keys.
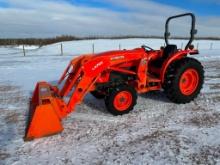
[{"x1": 0, "y1": 0, "x2": 219, "y2": 38}]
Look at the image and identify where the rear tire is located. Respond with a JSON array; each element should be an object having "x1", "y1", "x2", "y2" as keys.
[
  {"x1": 163, "y1": 57, "x2": 204, "y2": 103},
  {"x1": 105, "y1": 85, "x2": 137, "y2": 115}
]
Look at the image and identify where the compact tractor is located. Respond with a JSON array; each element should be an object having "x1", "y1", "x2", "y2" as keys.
[{"x1": 25, "y1": 13, "x2": 204, "y2": 140}]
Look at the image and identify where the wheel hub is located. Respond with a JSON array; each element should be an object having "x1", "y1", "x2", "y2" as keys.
[
  {"x1": 113, "y1": 91, "x2": 132, "y2": 111},
  {"x1": 179, "y1": 68, "x2": 199, "y2": 96}
]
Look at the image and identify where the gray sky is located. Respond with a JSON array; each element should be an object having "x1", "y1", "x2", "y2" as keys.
[{"x1": 0, "y1": 0, "x2": 219, "y2": 38}]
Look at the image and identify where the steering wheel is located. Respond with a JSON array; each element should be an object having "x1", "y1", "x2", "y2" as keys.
[{"x1": 141, "y1": 45, "x2": 154, "y2": 51}]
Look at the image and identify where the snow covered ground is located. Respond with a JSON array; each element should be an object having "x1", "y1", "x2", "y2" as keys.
[{"x1": 0, "y1": 39, "x2": 220, "y2": 164}]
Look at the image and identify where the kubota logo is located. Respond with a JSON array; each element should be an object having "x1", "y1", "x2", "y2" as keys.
[
  {"x1": 92, "y1": 61, "x2": 104, "y2": 71},
  {"x1": 110, "y1": 56, "x2": 125, "y2": 61}
]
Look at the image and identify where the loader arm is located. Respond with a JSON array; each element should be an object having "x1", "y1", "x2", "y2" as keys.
[{"x1": 58, "y1": 51, "x2": 146, "y2": 114}]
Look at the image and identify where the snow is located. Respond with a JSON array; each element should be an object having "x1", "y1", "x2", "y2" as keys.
[
  {"x1": 15, "y1": 45, "x2": 40, "y2": 50},
  {"x1": 0, "y1": 38, "x2": 220, "y2": 164}
]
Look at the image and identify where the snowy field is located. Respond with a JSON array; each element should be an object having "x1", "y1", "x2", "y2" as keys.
[{"x1": 0, "y1": 38, "x2": 220, "y2": 164}]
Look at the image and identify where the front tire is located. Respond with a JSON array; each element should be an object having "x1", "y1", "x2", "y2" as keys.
[
  {"x1": 105, "y1": 85, "x2": 137, "y2": 115},
  {"x1": 163, "y1": 57, "x2": 204, "y2": 103}
]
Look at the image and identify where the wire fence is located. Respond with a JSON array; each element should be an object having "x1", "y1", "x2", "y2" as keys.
[{"x1": 0, "y1": 41, "x2": 220, "y2": 57}]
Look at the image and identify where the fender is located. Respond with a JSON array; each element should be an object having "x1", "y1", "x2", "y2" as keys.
[{"x1": 160, "y1": 50, "x2": 189, "y2": 83}]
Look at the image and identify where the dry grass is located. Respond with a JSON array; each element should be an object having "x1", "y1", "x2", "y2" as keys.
[
  {"x1": 0, "y1": 85, "x2": 17, "y2": 92},
  {"x1": 127, "y1": 130, "x2": 185, "y2": 156},
  {"x1": 0, "y1": 83, "x2": 27, "y2": 107},
  {"x1": 189, "y1": 113, "x2": 220, "y2": 127},
  {"x1": 4, "y1": 112, "x2": 20, "y2": 124},
  {"x1": 191, "y1": 101, "x2": 210, "y2": 112},
  {"x1": 0, "y1": 150, "x2": 10, "y2": 161},
  {"x1": 190, "y1": 145, "x2": 220, "y2": 164},
  {"x1": 213, "y1": 96, "x2": 220, "y2": 102},
  {"x1": 206, "y1": 74, "x2": 220, "y2": 79},
  {"x1": 210, "y1": 84, "x2": 220, "y2": 90},
  {"x1": 0, "y1": 83, "x2": 27, "y2": 164}
]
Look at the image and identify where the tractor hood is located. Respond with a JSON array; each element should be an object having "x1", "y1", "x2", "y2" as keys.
[{"x1": 93, "y1": 48, "x2": 145, "y2": 58}]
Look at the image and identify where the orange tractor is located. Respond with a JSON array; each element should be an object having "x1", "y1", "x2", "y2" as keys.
[{"x1": 25, "y1": 13, "x2": 204, "y2": 140}]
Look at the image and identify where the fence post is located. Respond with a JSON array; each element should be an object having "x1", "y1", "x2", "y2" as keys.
[
  {"x1": 196, "y1": 43, "x2": 199, "y2": 49},
  {"x1": 119, "y1": 44, "x2": 121, "y2": 50},
  {"x1": 61, "y1": 43, "x2": 63, "y2": 56},
  {"x1": 210, "y1": 43, "x2": 213, "y2": 50},
  {"x1": 181, "y1": 43, "x2": 183, "y2": 49},
  {"x1": 23, "y1": 45, "x2": 26, "y2": 56},
  {"x1": 92, "y1": 43, "x2": 95, "y2": 54}
]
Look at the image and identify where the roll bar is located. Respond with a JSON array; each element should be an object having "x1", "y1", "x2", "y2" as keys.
[{"x1": 164, "y1": 13, "x2": 197, "y2": 50}]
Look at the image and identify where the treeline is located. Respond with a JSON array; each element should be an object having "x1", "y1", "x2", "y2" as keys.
[
  {"x1": 0, "y1": 35, "x2": 219, "y2": 46},
  {"x1": 0, "y1": 35, "x2": 80, "y2": 46}
]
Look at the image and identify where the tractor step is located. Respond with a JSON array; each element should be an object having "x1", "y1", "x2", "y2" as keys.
[{"x1": 147, "y1": 74, "x2": 161, "y2": 83}]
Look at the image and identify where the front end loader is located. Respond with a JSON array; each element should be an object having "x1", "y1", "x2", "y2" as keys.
[{"x1": 24, "y1": 13, "x2": 204, "y2": 141}]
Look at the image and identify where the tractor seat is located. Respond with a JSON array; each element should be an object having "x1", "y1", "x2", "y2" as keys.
[
  {"x1": 163, "y1": 44, "x2": 177, "y2": 60},
  {"x1": 151, "y1": 44, "x2": 177, "y2": 67}
]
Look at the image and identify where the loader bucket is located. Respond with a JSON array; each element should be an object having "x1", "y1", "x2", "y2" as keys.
[{"x1": 24, "y1": 82, "x2": 67, "y2": 141}]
